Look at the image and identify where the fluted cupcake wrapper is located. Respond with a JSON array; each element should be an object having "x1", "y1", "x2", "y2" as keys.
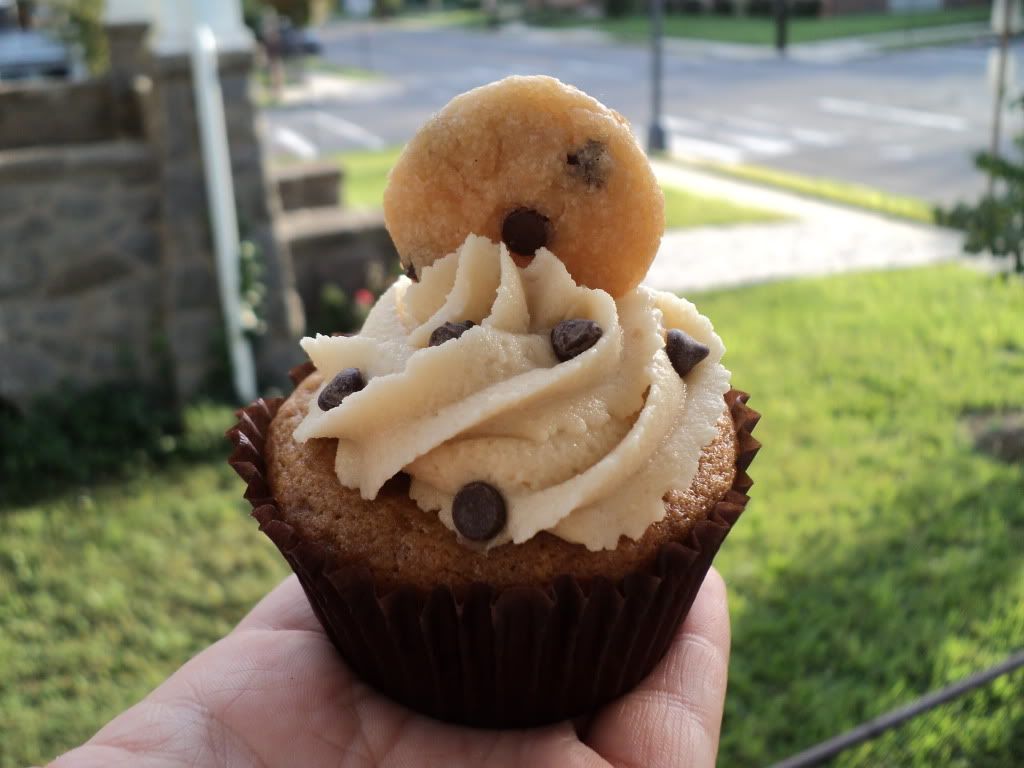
[{"x1": 227, "y1": 370, "x2": 760, "y2": 728}]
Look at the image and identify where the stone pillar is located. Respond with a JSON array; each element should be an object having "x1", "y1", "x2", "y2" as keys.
[
  {"x1": 146, "y1": 46, "x2": 304, "y2": 403},
  {"x1": 105, "y1": 22, "x2": 150, "y2": 137},
  {"x1": 218, "y1": 51, "x2": 307, "y2": 391}
]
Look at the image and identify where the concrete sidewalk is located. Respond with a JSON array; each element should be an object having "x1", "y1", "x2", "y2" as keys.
[
  {"x1": 645, "y1": 161, "x2": 964, "y2": 293},
  {"x1": 661, "y1": 22, "x2": 992, "y2": 64}
]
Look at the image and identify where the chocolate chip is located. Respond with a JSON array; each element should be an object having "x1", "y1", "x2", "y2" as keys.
[
  {"x1": 403, "y1": 262, "x2": 419, "y2": 282},
  {"x1": 665, "y1": 329, "x2": 710, "y2": 378},
  {"x1": 317, "y1": 367, "x2": 365, "y2": 410},
  {"x1": 429, "y1": 320, "x2": 475, "y2": 347},
  {"x1": 452, "y1": 482, "x2": 507, "y2": 541},
  {"x1": 501, "y1": 208, "x2": 550, "y2": 258},
  {"x1": 551, "y1": 319, "x2": 603, "y2": 362},
  {"x1": 566, "y1": 139, "x2": 609, "y2": 188}
]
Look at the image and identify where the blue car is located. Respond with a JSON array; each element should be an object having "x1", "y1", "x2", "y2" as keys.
[{"x1": 0, "y1": 3, "x2": 71, "y2": 80}]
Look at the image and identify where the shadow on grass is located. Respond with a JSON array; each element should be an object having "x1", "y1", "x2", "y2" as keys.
[
  {"x1": 0, "y1": 386, "x2": 237, "y2": 510},
  {"x1": 723, "y1": 461, "x2": 1024, "y2": 767}
]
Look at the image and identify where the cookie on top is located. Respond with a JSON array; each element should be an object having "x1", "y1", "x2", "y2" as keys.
[{"x1": 383, "y1": 75, "x2": 665, "y2": 298}]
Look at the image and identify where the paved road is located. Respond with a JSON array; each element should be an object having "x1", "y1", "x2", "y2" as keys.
[{"x1": 263, "y1": 22, "x2": 1024, "y2": 206}]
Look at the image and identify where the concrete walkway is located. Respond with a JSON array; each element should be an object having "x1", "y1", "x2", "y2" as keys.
[{"x1": 645, "y1": 161, "x2": 964, "y2": 294}]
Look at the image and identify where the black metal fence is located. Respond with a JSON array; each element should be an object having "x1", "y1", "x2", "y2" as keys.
[{"x1": 768, "y1": 650, "x2": 1024, "y2": 768}]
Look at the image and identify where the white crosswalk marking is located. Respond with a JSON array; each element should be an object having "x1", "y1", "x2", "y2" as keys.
[
  {"x1": 663, "y1": 115, "x2": 707, "y2": 133},
  {"x1": 723, "y1": 132, "x2": 794, "y2": 157},
  {"x1": 663, "y1": 112, "x2": 844, "y2": 165},
  {"x1": 668, "y1": 134, "x2": 746, "y2": 165},
  {"x1": 273, "y1": 126, "x2": 317, "y2": 158},
  {"x1": 313, "y1": 111, "x2": 387, "y2": 149},
  {"x1": 789, "y1": 127, "x2": 844, "y2": 147},
  {"x1": 818, "y1": 97, "x2": 969, "y2": 132},
  {"x1": 720, "y1": 115, "x2": 780, "y2": 134}
]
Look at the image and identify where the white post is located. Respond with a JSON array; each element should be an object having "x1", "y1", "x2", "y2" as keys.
[
  {"x1": 991, "y1": 0, "x2": 1022, "y2": 35},
  {"x1": 202, "y1": 0, "x2": 255, "y2": 52},
  {"x1": 154, "y1": 0, "x2": 254, "y2": 55},
  {"x1": 104, "y1": 0, "x2": 156, "y2": 25},
  {"x1": 152, "y1": 0, "x2": 191, "y2": 54},
  {"x1": 189, "y1": 24, "x2": 257, "y2": 403}
]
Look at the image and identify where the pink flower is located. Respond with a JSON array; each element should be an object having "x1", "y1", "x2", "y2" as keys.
[{"x1": 354, "y1": 289, "x2": 374, "y2": 308}]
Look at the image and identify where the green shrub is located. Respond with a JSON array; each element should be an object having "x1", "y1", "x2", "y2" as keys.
[
  {"x1": 373, "y1": 0, "x2": 404, "y2": 17},
  {"x1": 938, "y1": 95, "x2": 1024, "y2": 276},
  {"x1": 604, "y1": 0, "x2": 635, "y2": 19},
  {"x1": 307, "y1": 283, "x2": 378, "y2": 336},
  {"x1": 0, "y1": 386, "x2": 231, "y2": 506},
  {"x1": 264, "y1": 0, "x2": 332, "y2": 25},
  {"x1": 46, "y1": 0, "x2": 107, "y2": 74}
]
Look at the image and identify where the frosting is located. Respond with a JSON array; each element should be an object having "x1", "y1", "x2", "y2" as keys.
[{"x1": 293, "y1": 235, "x2": 731, "y2": 551}]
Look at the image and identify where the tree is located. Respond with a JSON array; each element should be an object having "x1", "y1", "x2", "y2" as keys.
[
  {"x1": 938, "y1": 95, "x2": 1024, "y2": 275},
  {"x1": 263, "y1": 0, "x2": 331, "y2": 26},
  {"x1": 47, "y1": 0, "x2": 107, "y2": 73}
]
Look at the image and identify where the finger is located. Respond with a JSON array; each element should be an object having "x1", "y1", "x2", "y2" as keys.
[
  {"x1": 234, "y1": 574, "x2": 325, "y2": 634},
  {"x1": 586, "y1": 567, "x2": 731, "y2": 768}
]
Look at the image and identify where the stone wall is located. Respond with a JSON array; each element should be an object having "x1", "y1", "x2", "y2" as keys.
[
  {"x1": 281, "y1": 208, "x2": 399, "y2": 330},
  {"x1": 275, "y1": 162, "x2": 342, "y2": 212},
  {"x1": 0, "y1": 142, "x2": 161, "y2": 404},
  {"x1": 144, "y1": 50, "x2": 304, "y2": 401},
  {"x1": 0, "y1": 24, "x2": 319, "y2": 411},
  {"x1": 0, "y1": 80, "x2": 122, "y2": 149}
]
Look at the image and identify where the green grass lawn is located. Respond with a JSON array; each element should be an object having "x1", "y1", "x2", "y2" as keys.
[
  {"x1": 706, "y1": 266, "x2": 1024, "y2": 766},
  {"x1": 2, "y1": 266, "x2": 1023, "y2": 767},
  {"x1": 334, "y1": 146, "x2": 786, "y2": 228},
  {"x1": 336, "y1": 146, "x2": 403, "y2": 208},
  {"x1": 300, "y1": 57, "x2": 381, "y2": 79},
  {"x1": 392, "y1": 8, "x2": 491, "y2": 28},
  {"x1": 526, "y1": 7, "x2": 990, "y2": 44}
]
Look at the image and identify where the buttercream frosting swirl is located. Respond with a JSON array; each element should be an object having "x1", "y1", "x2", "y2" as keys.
[{"x1": 294, "y1": 235, "x2": 731, "y2": 551}]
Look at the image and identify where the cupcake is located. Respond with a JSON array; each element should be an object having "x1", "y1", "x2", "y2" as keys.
[{"x1": 228, "y1": 76, "x2": 760, "y2": 728}]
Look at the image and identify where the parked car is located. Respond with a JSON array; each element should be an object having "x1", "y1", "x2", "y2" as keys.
[
  {"x1": 0, "y1": 2, "x2": 70, "y2": 80},
  {"x1": 278, "y1": 21, "x2": 321, "y2": 57},
  {"x1": 255, "y1": 18, "x2": 322, "y2": 59}
]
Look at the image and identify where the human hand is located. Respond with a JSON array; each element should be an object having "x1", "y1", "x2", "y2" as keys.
[{"x1": 50, "y1": 568, "x2": 730, "y2": 768}]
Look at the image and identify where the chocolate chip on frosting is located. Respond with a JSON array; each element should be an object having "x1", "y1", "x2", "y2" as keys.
[
  {"x1": 429, "y1": 320, "x2": 475, "y2": 347},
  {"x1": 551, "y1": 318, "x2": 603, "y2": 362},
  {"x1": 317, "y1": 367, "x2": 365, "y2": 410},
  {"x1": 665, "y1": 329, "x2": 710, "y2": 378},
  {"x1": 452, "y1": 482, "x2": 507, "y2": 541},
  {"x1": 501, "y1": 208, "x2": 550, "y2": 257}
]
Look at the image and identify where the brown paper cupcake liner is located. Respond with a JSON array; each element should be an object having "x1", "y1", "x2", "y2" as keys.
[{"x1": 228, "y1": 368, "x2": 760, "y2": 728}]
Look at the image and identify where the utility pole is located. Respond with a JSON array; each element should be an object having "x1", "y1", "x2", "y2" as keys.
[
  {"x1": 987, "y1": 0, "x2": 1016, "y2": 197},
  {"x1": 774, "y1": 0, "x2": 788, "y2": 55},
  {"x1": 648, "y1": 0, "x2": 667, "y2": 153}
]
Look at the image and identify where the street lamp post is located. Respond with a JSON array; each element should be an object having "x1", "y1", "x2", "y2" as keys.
[
  {"x1": 774, "y1": 0, "x2": 787, "y2": 55},
  {"x1": 987, "y1": 0, "x2": 1019, "y2": 197},
  {"x1": 647, "y1": 0, "x2": 667, "y2": 153}
]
